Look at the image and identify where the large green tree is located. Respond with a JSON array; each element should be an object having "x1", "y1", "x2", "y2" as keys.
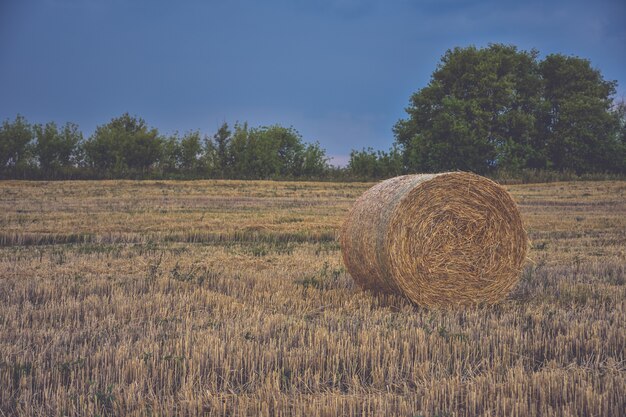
[
  {"x1": 394, "y1": 44, "x2": 624, "y2": 174},
  {"x1": 213, "y1": 122, "x2": 232, "y2": 177},
  {"x1": 0, "y1": 115, "x2": 34, "y2": 175},
  {"x1": 178, "y1": 131, "x2": 205, "y2": 174},
  {"x1": 300, "y1": 141, "x2": 329, "y2": 177},
  {"x1": 539, "y1": 54, "x2": 622, "y2": 173},
  {"x1": 228, "y1": 124, "x2": 328, "y2": 179},
  {"x1": 84, "y1": 113, "x2": 162, "y2": 175},
  {"x1": 160, "y1": 131, "x2": 207, "y2": 175},
  {"x1": 232, "y1": 125, "x2": 303, "y2": 178},
  {"x1": 34, "y1": 122, "x2": 83, "y2": 175},
  {"x1": 348, "y1": 146, "x2": 403, "y2": 179}
]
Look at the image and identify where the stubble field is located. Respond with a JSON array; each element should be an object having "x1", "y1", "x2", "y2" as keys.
[{"x1": 0, "y1": 179, "x2": 624, "y2": 416}]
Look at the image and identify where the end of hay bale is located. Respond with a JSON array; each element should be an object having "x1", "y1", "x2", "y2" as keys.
[{"x1": 340, "y1": 172, "x2": 528, "y2": 307}]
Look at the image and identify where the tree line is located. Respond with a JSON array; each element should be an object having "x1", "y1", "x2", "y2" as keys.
[
  {"x1": 2, "y1": 44, "x2": 625, "y2": 181},
  {"x1": 0, "y1": 114, "x2": 330, "y2": 180}
]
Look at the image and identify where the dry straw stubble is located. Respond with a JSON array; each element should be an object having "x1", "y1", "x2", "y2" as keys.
[{"x1": 341, "y1": 172, "x2": 528, "y2": 307}]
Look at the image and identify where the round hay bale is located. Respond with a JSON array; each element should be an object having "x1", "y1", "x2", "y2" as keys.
[{"x1": 340, "y1": 172, "x2": 527, "y2": 307}]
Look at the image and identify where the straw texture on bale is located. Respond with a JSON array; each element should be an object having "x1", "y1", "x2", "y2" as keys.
[{"x1": 340, "y1": 172, "x2": 528, "y2": 307}]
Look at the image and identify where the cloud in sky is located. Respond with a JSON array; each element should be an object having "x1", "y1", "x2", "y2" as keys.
[{"x1": 1, "y1": 0, "x2": 624, "y2": 164}]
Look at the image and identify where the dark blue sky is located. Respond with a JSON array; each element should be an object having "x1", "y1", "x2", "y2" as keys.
[{"x1": 1, "y1": 0, "x2": 624, "y2": 165}]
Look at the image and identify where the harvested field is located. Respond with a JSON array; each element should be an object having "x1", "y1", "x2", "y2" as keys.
[{"x1": 0, "y1": 180, "x2": 625, "y2": 416}]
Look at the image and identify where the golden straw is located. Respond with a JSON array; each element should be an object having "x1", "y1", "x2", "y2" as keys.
[{"x1": 340, "y1": 172, "x2": 528, "y2": 307}]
